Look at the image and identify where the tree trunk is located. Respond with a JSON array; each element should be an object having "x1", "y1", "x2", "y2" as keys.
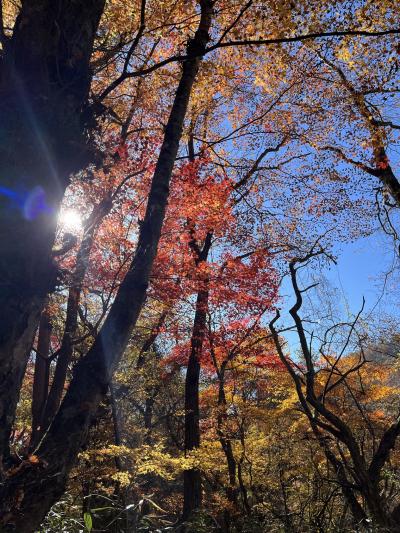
[
  {"x1": 0, "y1": 0, "x2": 106, "y2": 463},
  {"x1": 0, "y1": 4, "x2": 213, "y2": 530},
  {"x1": 181, "y1": 175, "x2": 214, "y2": 520},
  {"x1": 217, "y1": 370, "x2": 237, "y2": 504},
  {"x1": 144, "y1": 396, "x2": 156, "y2": 445},
  {"x1": 40, "y1": 199, "x2": 112, "y2": 434},
  {"x1": 30, "y1": 309, "x2": 52, "y2": 449},
  {"x1": 110, "y1": 382, "x2": 126, "y2": 472},
  {"x1": 182, "y1": 286, "x2": 210, "y2": 520},
  {"x1": 217, "y1": 376, "x2": 238, "y2": 531},
  {"x1": 136, "y1": 312, "x2": 168, "y2": 444}
]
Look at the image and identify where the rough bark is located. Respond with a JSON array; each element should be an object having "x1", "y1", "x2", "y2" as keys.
[
  {"x1": 0, "y1": 3, "x2": 213, "y2": 530},
  {"x1": 0, "y1": 0, "x2": 106, "y2": 463}
]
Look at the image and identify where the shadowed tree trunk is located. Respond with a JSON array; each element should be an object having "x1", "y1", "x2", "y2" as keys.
[
  {"x1": 0, "y1": 2, "x2": 213, "y2": 530},
  {"x1": 30, "y1": 308, "x2": 52, "y2": 449},
  {"x1": 210, "y1": 356, "x2": 238, "y2": 531},
  {"x1": 0, "y1": 0, "x2": 106, "y2": 464},
  {"x1": 182, "y1": 231, "x2": 213, "y2": 521},
  {"x1": 208, "y1": 327, "x2": 242, "y2": 510},
  {"x1": 216, "y1": 363, "x2": 237, "y2": 505},
  {"x1": 136, "y1": 311, "x2": 169, "y2": 444},
  {"x1": 39, "y1": 198, "x2": 112, "y2": 436},
  {"x1": 182, "y1": 289, "x2": 209, "y2": 520}
]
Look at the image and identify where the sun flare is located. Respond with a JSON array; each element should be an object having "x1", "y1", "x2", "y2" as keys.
[{"x1": 58, "y1": 209, "x2": 83, "y2": 234}]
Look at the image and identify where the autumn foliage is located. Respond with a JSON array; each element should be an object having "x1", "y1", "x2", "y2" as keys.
[{"x1": 0, "y1": 0, "x2": 400, "y2": 532}]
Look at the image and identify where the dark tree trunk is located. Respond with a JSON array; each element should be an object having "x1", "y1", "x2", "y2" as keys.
[
  {"x1": 216, "y1": 368, "x2": 238, "y2": 531},
  {"x1": 182, "y1": 253, "x2": 211, "y2": 520},
  {"x1": 109, "y1": 383, "x2": 138, "y2": 531},
  {"x1": 30, "y1": 308, "x2": 52, "y2": 449},
  {"x1": 0, "y1": 0, "x2": 106, "y2": 463},
  {"x1": 40, "y1": 198, "x2": 112, "y2": 434},
  {"x1": 0, "y1": 3, "x2": 213, "y2": 530},
  {"x1": 216, "y1": 367, "x2": 237, "y2": 504},
  {"x1": 136, "y1": 309, "x2": 168, "y2": 368},
  {"x1": 144, "y1": 396, "x2": 155, "y2": 444},
  {"x1": 237, "y1": 462, "x2": 251, "y2": 515},
  {"x1": 181, "y1": 129, "x2": 214, "y2": 520},
  {"x1": 110, "y1": 382, "x2": 124, "y2": 471},
  {"x1": 136, "y1": 312, "x2": 168, "y2": 444},
  {"x1": 270, "y1": 263, "x2": 400, "y2": 531}
]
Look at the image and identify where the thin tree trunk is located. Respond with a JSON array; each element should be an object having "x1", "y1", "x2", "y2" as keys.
[
  {"x1": 0, "y1": 4, "x2": 213, "y2": 530},
  {"x1": 181, "y1": 131, "x2": 213, "y2": 520},
  {"x1": 237, "y1": 461, "x2": 251, "y2": 515},
  {"x1": 30, "y1": 309, "x2": 52, "y2": 449},
  {"x1": 110, "y1": 382, "x2": 137, "y2": 531},
  {"x1": 181, "y1": 219, "x2": 213, "y2": 520},
  {"x1": 40, "y1": 198, "x2": 112, "y2": 433},
  {"x1": 143, "y1": 396, "x2": 155, "y2": 445},
  {"x1": 182, "y1": 282, "x2": 210, "y2": 520},
  {"x1": 136, "y1": 309, "x2": 168, "y2": 368},
  {"x1": 216, "y1": 368, "x2": 237, "y2": 531},
  {"x1": 110, "y1": 382, "x2": 124, "y2": 471},
  {"x1": 216, "y1": 368, "x2": 237, "y2": 504},
  {"x1": 136, "y1": 311, "x2": 169, "y2": 444},
  {"x1": 269, "y1": 268, "x2": 399, "y2": 530}
]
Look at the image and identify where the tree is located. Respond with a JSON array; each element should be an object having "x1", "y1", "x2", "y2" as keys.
[
  {"x1": 270, "y1": 251, "x2": 400, "y2": 530},
  {"x1": 0, "y1": 1, "x2": 213, "y2": 528},
  {"x1": 0, "y1": 0, "x2": 106, "y2": 464}
]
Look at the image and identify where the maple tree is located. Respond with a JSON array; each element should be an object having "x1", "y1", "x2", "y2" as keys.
[{"x1": 152, "y1": 154, "x2": 279, "y2": 519}]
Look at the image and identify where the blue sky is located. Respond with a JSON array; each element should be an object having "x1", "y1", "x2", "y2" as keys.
[
  {"x1": 278, "y1": 227, "x2": 400, "y2": 355},
  {"x1": 328, "y1": 234, "x2": 395, "y2": 312}
]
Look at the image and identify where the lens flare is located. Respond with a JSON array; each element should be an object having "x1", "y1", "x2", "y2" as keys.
[
  {"x1": 58, "y1": 209, "x2": 83, "y2": 233},
  {"x1": 0, "y1": 185, "x2": 53, "y2": 220}
]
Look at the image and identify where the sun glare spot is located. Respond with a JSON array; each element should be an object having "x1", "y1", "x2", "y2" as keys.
[{"x1": 58, "y1": 209, "x2": 83, "y2": 234}]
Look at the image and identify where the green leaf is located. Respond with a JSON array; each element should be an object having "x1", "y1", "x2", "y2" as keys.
[{"x1": 83, "y1": 512, "x2": 93, "y2": 532}]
